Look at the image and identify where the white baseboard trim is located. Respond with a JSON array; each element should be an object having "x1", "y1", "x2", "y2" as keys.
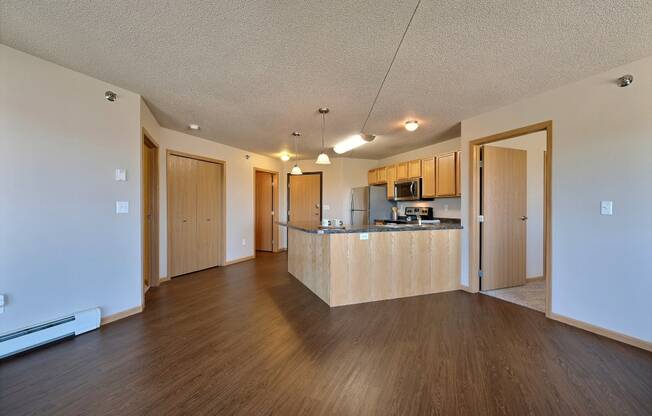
[
  {"x1": 548, "y1": 312, "x2": 652, "y2": 352},
  {"x1": 100, "y1": 306, "x2": 143, "y2": 326}
]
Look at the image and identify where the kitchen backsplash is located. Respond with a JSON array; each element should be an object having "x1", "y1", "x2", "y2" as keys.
[{"x1": 397, "y1": 198, "x2": 461, "y2": 219}]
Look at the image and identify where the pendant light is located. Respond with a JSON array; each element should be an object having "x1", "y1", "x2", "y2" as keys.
[
  {"x1": 315, "y1": 108, "x2": 331, "y2": 164},
  {"x1": 290, "y1": 131, "x2": 303, "y2": 175}
]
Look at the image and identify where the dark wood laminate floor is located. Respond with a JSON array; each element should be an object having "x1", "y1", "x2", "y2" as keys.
[{"x1": 2, "y1": 252, "x2": 651, "y2": 415}]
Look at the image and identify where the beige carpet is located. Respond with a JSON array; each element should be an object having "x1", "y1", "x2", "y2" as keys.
[{"x1": 482, "y1": 280, "x2": 545, "y2": 312}]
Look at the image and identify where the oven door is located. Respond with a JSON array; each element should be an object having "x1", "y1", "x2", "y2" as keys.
[{"x1": 394, "y1": 179, "x2": 420, "y2": 201}]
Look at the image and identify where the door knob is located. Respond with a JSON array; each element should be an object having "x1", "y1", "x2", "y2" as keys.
[{"x1": 520, "y1": 216, "x2": 528, "y2": 221}]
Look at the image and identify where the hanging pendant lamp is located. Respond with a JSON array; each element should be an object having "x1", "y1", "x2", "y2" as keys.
[
  {"x1": 315, "y1": 108, "x2": 331, "y2": 165},
  {"x1": 290, "y1": 131, "x2": 303, "y2": 175}
]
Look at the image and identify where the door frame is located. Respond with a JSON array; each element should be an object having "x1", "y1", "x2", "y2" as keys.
[
  {"x1": 141, "y1": 128, "x2": 160, "y2": 299},
  {"x1": 166, "y1": 149, "x2": 227, "y2": 275},
  {"x1": 253, "y1": 167, "x2": 280, "y2": 254},
  {"x1": 286, "y1": 171, "x2": 323, "y2": 223},
  {"x1": 468, "y1": 120, "x2": 552, "y2": 316}
]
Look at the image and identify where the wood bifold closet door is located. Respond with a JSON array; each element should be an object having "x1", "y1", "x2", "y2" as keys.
[
  {"x1": 168, "y1": 154, "x2": 222, "y2": 277},
  {"x1": 255, "y1": 171, "x2": 274, "y2": 251},
  {"x1": 481, "y1": 146, "x2": 527, "y2": 290}
]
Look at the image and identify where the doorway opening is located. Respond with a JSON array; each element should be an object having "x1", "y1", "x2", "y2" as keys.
[
  {"x1": 287, "y1": 172, "x2": 323, "y2": 225},
  {"x1": 167, "y1": 150, "x2": 226, "y2": 278},
  {"x1": 254, "y1": 168, "x2": 280, "y2": 254},
  {"x1": 468, "y1": 121, "x2": 552, "y2": 315},
  {"x1": 142, "y1": 129, "x2": 159, "y2": 296}
]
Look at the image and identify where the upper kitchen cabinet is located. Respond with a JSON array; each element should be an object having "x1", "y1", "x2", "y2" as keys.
[
  {"x1": 408, "y1": 160, "x2": 421, "y2": 178},
  {"x1": 368, "y1": 168, "x2": 377, "y2": 185},
  {"x1": 368, "y1": 167, "x2": 387, "y2": 185},
  {"x1": 421, "y1": 157, "x2": 435, "y2": 198},
  {"x1": 397, "y1": 162, "x2": 409, "y2": 180},
  {"x1": 386, "y1": 165, "x2": 396, "y2": 199},
  {"x1": 376, "y1": 166, "x2": 387, "y2": 183},
  {"x1": 436, "y1": 152, "x2": 457, "y2": 197},
  {"x1": 455, "y1": 151, "x2": 461, "y2": 196}
]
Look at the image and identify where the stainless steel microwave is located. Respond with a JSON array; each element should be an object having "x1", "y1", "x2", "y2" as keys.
[{"x1": 394, "y1": 178, "x2": 421, "y2": 201}]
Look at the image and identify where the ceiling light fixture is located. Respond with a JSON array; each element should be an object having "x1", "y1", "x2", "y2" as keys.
[
  {"x1": 336, "y1": 0, "x2": 422, "y2": 155},
  {"x1": 290, "y1": 131, "x2": 303, "y2": 175},
  {"x1": 188, "y1": 124, "x2": 200, "y2": 130},
  {"x1": 105, "y1": 91, "x2": 117, "y2": 102},
  {"x1": 617, "y1": 74, "x2": 633, "y2": 87},
  {"x1": 315, "y1": 108, "x2": 331, "y2": 165},
  {"x1": 333, "y1": 133, "x2": 376, "y2": 154},
  {"x1": 280, "y1": 153, "x2": 290, "y2": 162},
  {"x1": 404, "y1": 120, "x2": 419, "y2": 131}
]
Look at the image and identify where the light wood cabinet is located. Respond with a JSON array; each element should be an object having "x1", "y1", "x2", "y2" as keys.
[
  {"x1": 386, "y1": 164, "x2": 396, "y2": 199},
  {"x1": 408, "y1": 159, "x2": 421, "y2": 178},
  {"x1": 421, "y1": 157, "x2": 435, "y2": 198},
  {"x1": 376, "y1": 166, "x2": 387, "y2": 183},
  {"x1": 436, "y1": 152, "x2": 457, "y2": 197},
  {"x1": 368, "y1": 169, "x2": 377, "y2": 185},
  {"x1": 455, "y1": 151, "x2": 461, "y2": 196},
  {"x1": 397, "y1": 162, "x2": 409, "y2": 180},
  {"x1": 370, "y1": 151, "x2": 460, "y2": 199}
]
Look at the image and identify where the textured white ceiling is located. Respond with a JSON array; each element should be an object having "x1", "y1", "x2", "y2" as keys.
[{"x1": 1, "y1": 1, "x2": 651, "y2": 159}]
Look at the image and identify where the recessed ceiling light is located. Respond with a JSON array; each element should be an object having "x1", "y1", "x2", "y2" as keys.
[
  {"x1": 280, "y1": 153, "x2": 290, "y2": 162},
  {"x1": 404, "y1": 120, "x2": 419, "y2": 132},
  {"x1": 188, "y1": 124, "x2": 200, "y2": 130}
]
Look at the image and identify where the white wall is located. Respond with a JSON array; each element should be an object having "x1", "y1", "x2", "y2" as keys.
[
  {"x1": 139, "y1": 105, "x2": 285, "y2": 272},
  {"x1": 460, "y1": 56, "x2": 652, "y2": 342},
  {"x1": 379, "y1": 137, "x2": 462, "y2": 218},
  {"x1": 0, "y1": 45, "x2": 142, "y2": 333},
  {"x1": 490, "y1": 131, "x2": 546, "y2": 278},
  {"x1": 281, "y1": 158, "x2": 378, "y2": 225}
]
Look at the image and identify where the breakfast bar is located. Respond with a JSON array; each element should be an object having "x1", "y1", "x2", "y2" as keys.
[{"x1": 280, "y1": 222, "x2": 462, "y2": 307}]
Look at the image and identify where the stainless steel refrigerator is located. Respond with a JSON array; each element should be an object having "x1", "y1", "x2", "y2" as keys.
[{"x1": 350, "y1": 185, "x2": 396, "y2": 226}]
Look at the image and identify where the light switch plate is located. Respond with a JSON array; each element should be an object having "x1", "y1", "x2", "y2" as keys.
[
  {"x1": 600, "y1": 201, "x2": 613, "y2": 216},
  {"x1": 116, "y1": 201, "x2": 129, "y2": 214},
  {"x1": 359, "y1": 233, "x2": 369, "y2": 240},
  {"x1": 115, "y1": 168, "x2": 127, "y2": 181}
]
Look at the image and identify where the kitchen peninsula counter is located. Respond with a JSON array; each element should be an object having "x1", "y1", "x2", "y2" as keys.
[
  {"x1": 279, "y1": 222, "x2": 461, "y2": 307},
  {"x1": 281, "y1": 221, "x2": 462, "y2": 234}
]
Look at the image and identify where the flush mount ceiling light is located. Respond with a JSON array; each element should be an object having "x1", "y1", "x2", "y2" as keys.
[
  {"x1": 188, "y1": 124, "x2": 200, "y2": 130},
  {"x1": 404, "y1": 120, "x2": 419, "y2": 131},
  {"x1": 333, "y1": 133, "x2": 376, "y2": 154},
  {"x1": 617, "y1": 74, "x2": 634, "y2": 87},
  {"x1": 280, "y1": 153, "x2": 290, "y2": 162},
  {"x1": 315, "y1": 108, "x2": 331, "y2": 165},
  {"x1": 335, "y1": 0, "x2": 422, "y2": 155},
  {"x1": 290, "y1": 131, "x2": 303, "y2": 175}
]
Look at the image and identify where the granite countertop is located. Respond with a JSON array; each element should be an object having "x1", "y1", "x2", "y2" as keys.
[{"x1": 277, "y1": 221, "x2": 462, "y2": 234}]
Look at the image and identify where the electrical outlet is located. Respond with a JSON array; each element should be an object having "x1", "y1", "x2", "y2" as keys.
[
  {"x1": 359, "y1": 233, "x2": 369, "y2": 240},
  {"x1": 600, "y1": 201, "x2": 613, "y2": 216},
  {"x1": 242, "y1": 238, "x2": 246, "y2": 246}
]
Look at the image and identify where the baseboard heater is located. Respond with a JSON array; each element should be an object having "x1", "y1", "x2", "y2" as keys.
[{"x1": 0, "y1": 308, "x2": 101, "y2": 359}]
